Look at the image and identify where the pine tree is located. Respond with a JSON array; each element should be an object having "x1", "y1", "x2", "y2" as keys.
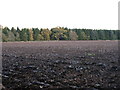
[
  {"x1": 20, "y1": 29, "x2": 28, "y2": 41},
  {"x1": 2, "y1": 33, "x2": 8, "y2": 42},
  {"x1": 7, "y1": 31, "x2": 15, "y2": 41}
]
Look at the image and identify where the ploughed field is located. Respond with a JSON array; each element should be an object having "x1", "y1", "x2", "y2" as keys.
[{"x1": 2, "y1": 41, "x2": 120, "y2": 89}]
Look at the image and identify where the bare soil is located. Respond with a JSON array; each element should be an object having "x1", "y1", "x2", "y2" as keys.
[{"x1": 2, "y1": 41, "x2": 120, "y2": 89}]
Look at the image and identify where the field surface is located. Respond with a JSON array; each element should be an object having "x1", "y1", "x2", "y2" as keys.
[{"x1": 2, "y1": 41, "x2": 120, "y2": 89}]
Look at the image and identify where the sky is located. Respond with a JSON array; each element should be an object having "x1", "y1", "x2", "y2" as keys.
[{"x1": 0, "y1": 0, "x2": 119, "y2": 30}]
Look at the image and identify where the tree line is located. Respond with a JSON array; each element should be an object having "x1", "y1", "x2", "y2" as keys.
[{"x1": 1, "y1": 26, "x2": 119, "y2": 42}]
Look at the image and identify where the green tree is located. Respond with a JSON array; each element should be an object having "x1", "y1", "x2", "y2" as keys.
[
  {"x1": 36, "y1": 34, "x2": 44, "y2": 40},
  {"x1": 20, "y1": 28, "x2": 28, "y2": 41},
  {"x1": 7, "y1": 31, "x2": 15, "y2": 41},
  {"x1": 78, "y1": 30, "x2": 88, "y2": 40},
  {"x1": 104, "y1": 30, "x2": 110, "y2": 40},
  {"x1": 16, "y1": 27, "x2": 21, "y2": 33},
  {"x1": 15, "y1": 32, "x2": 20, "y2": 41},
  {"x1": 90, "y1": 30, "x2": 99, "y2": 40},
  {"x1": 32, "y1": 28, "x2": 40, "y2": 40},
  {"x1": 98, "y1": 30, "x2": 106, "y2": 40},
  {"x1": 2, "y1": 33, "x2": 8, "y2": 42},
  {"x1": 2, "y1": 27, "x2": 10, "y2": 36},
  {"x1": 11, "y1": 27, "x2": 16, "y2": 36}
]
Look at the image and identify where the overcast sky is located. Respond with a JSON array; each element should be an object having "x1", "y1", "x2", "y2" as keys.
[{"x1": 0, "y1": 0, "x2": 119, "y2": 29}]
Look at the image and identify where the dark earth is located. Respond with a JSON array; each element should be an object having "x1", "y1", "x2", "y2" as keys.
[{"x1": 2, "y1": 41, "x2": 120, "y2": 89}]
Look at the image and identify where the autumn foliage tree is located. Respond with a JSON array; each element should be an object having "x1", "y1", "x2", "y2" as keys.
[
  {"x1": 51, "y1": 27, "x2": 69, "y2": 40},
  {"x1": 41, "y1": 29, "x2": 51, "y2": 40},
  {"x1": 1, "y1": 26, "x2": 119, "y2": 42},
  {"x1": 69, "y1": 31, "x2": 78, "y2": 40},
  {"x1": 28, "y1": 29, "x2": 34, "y2": 41}
]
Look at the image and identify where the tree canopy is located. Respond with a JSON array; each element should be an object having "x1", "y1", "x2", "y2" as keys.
[{"x1": 1, "y1": 26, "x2": 119, "y2": 42}]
